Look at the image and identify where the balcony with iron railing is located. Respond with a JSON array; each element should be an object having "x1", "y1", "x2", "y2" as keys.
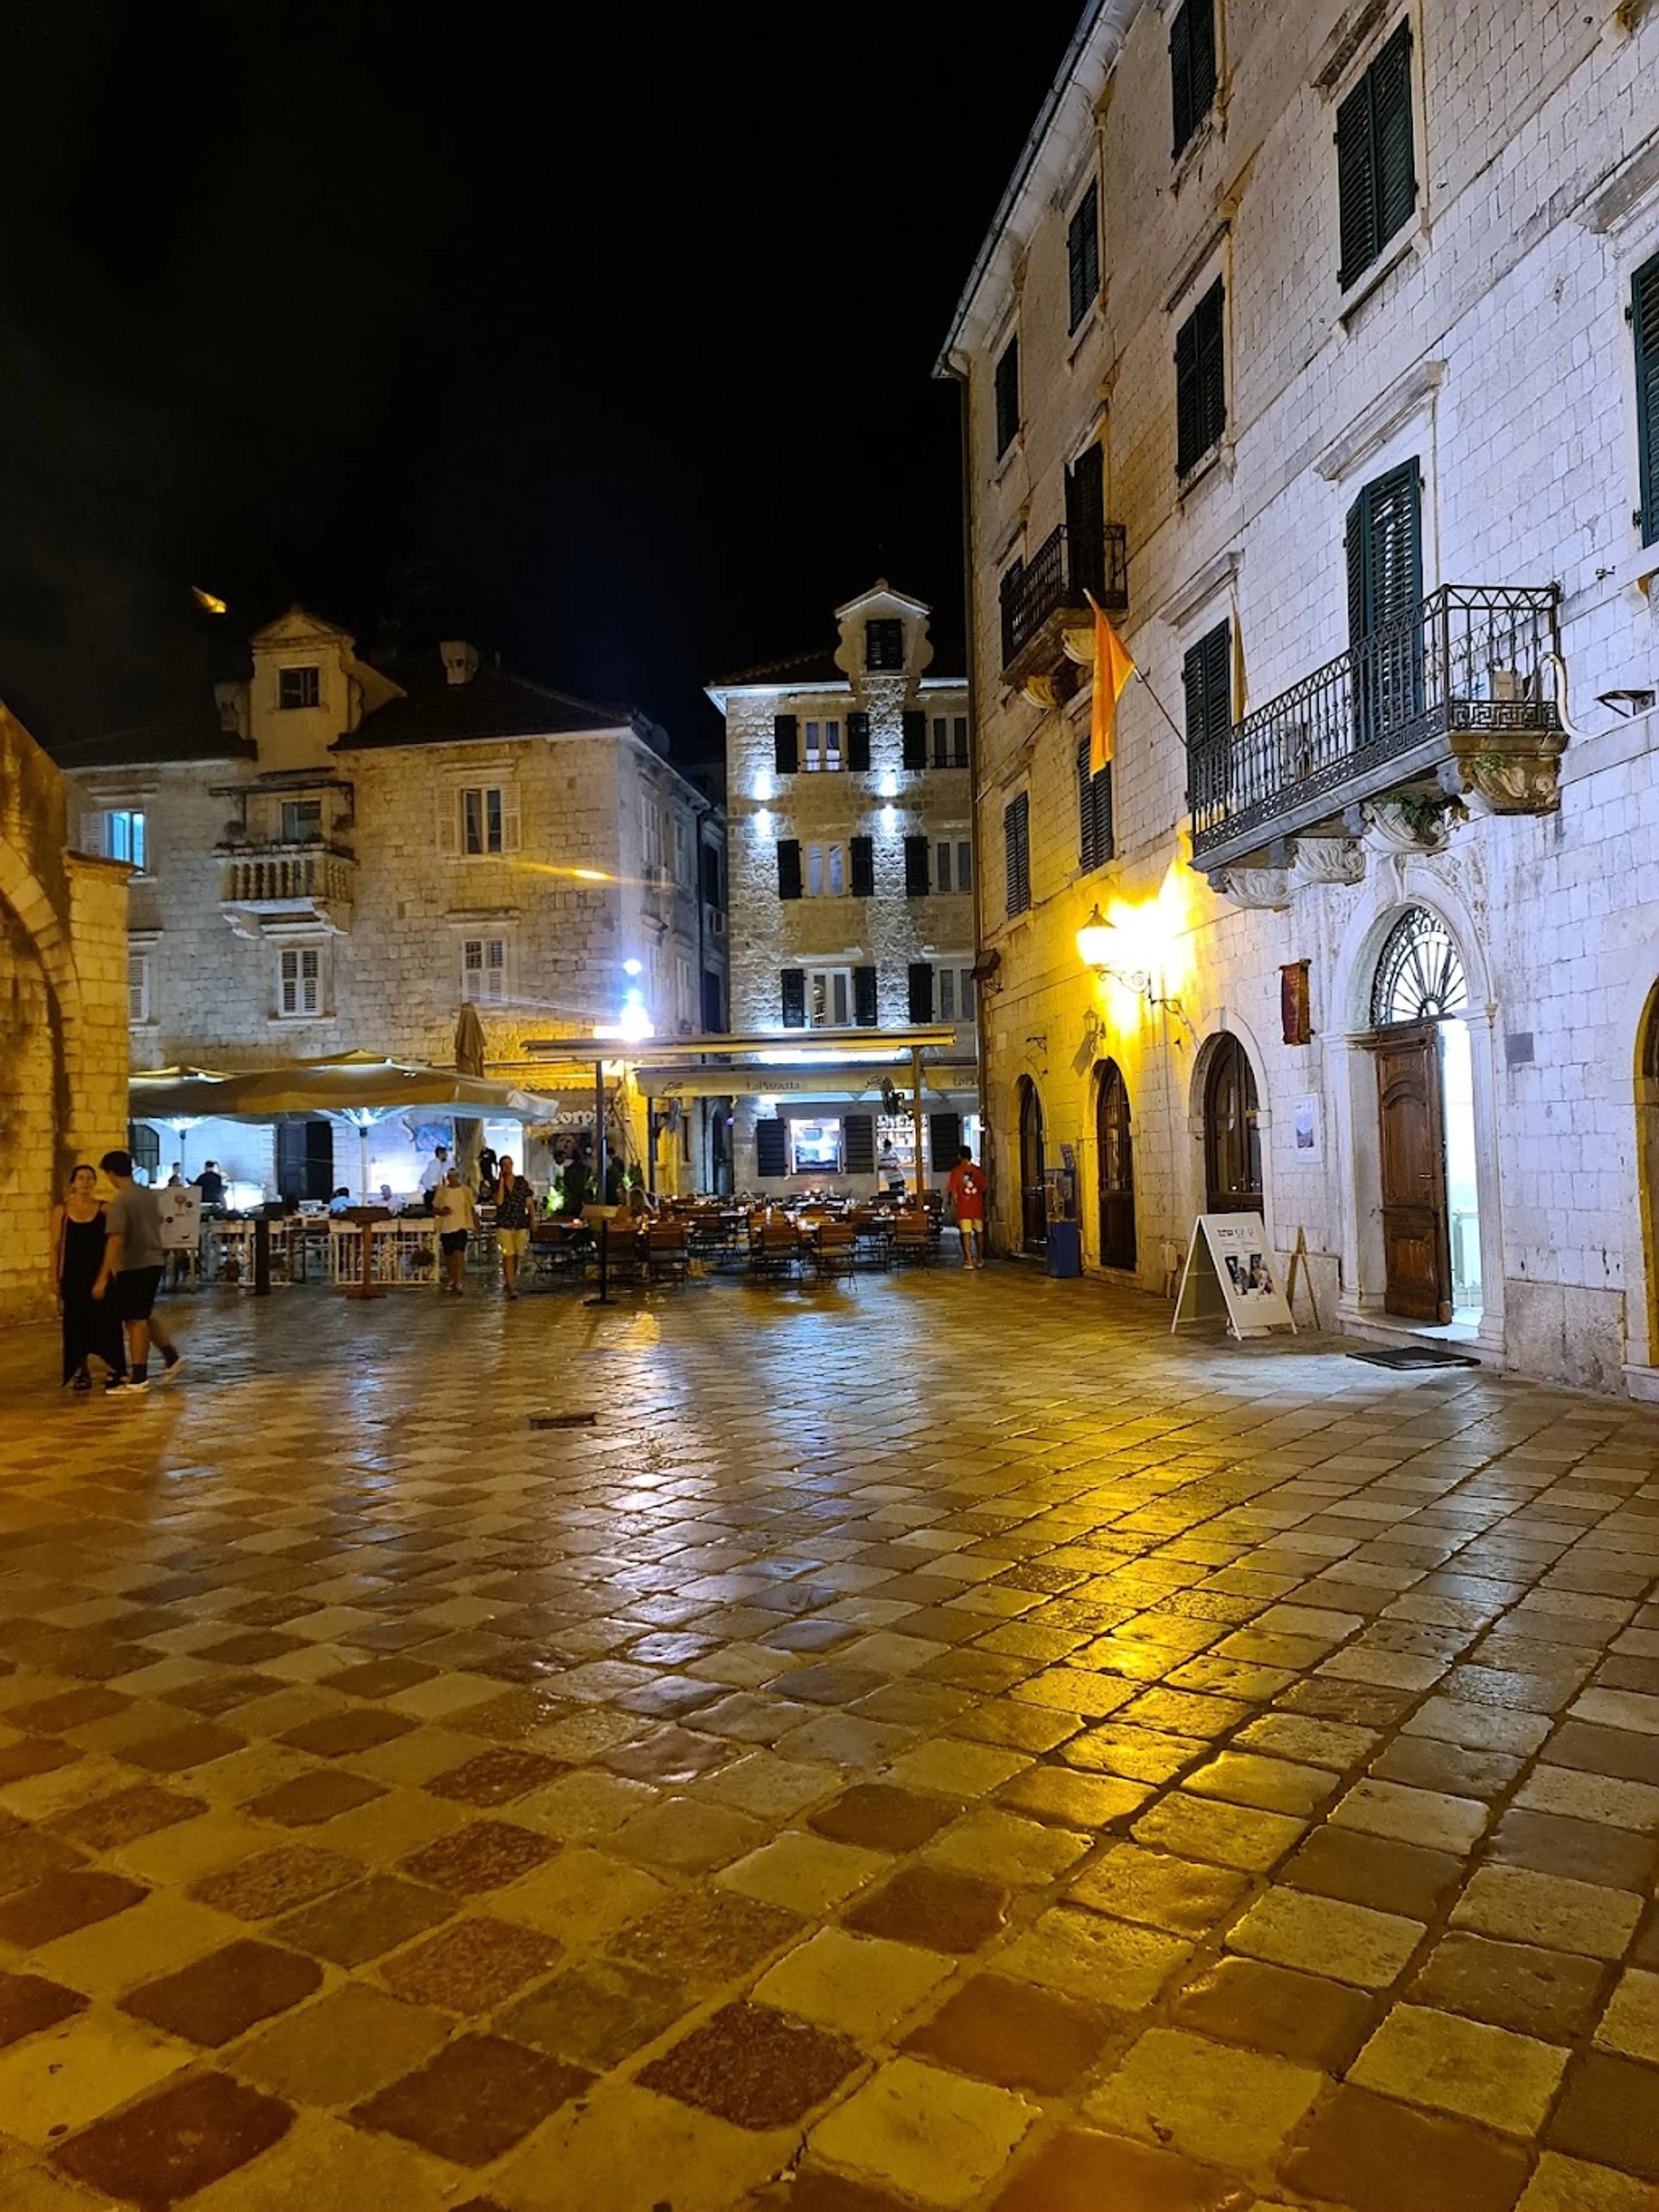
[
  {"x1": 1189, "y1": 585, "x2": 1567, "y2": 877},
  {"x1": 1000, "y1": 522, "x2": 1128, "y2": 706},
  {"x1": 219, "y1": 841, "x2": 356, "y2": 935}
]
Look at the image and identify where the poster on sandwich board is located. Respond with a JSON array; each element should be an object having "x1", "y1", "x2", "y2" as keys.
[
  {"x1": 1171, "y1": 1213, "x2": 1296, "y2": 1340},
  {"x1": 156, "y1": 1187, "x2": 202, "y2": 1253}
]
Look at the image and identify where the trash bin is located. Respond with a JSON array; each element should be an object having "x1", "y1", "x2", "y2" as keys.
[{"x1": 1046, "y1": 1221, "x2": 1082, "y2": 1278}]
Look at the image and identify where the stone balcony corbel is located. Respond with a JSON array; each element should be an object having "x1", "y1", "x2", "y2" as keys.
[{"x1": 1206, "y1": 864, "x2": 1292, "y2": 910}]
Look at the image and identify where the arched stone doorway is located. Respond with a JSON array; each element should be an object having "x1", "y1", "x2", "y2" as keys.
[
  {"x1": 1360, "y1": 904, "x2": 1480, "y2": 1324},
  {"x1": 1203, "y1": 1034, "x2": 1262, "y2": 1214},
  {"x1": 1095, "y1": 1060, "x2": 1136, "y2": 1270},
  {"x1": 1016, "y1": 1076, "x2": 1046, "y2": 1253},
  {"x1": 0, "y1": 899, "x2": 60, "y2": 1304}
]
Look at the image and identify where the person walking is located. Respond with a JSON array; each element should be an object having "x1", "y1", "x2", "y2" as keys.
[
  {"x1": 419, "y1": 1145, "x2": 451, "y2": 1201},
  {"x1": 53, "y1": 1166, "x2": 126, "y2": 1392},
  {"x1": 946, "y1": 1144, "x2": 988, "y2": 1270},
  {"x1": 493, "y1": 1153, "x2": 533, "y2": 1299},
  {"x1": 95, "y1": 1150, "x2": 182, "y2": 1391},
  {"x1": 432, "y1": 1166, "x2": 475, "y2": 1293}
]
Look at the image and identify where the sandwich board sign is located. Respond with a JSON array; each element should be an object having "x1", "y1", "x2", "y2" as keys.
[
  {"x1": 156, "y1": 1187, "x2": 202, "y2": 1254},
  {"x1": 1171, "y1": 1213, "x2": 1296, "y2": 1340}
]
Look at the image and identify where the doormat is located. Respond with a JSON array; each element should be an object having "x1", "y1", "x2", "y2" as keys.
[
  {"x1": 528, "y1": 1411, "x2": 598, "y2": 1429},
  {"x1": 1347, "y1": 1346, "x2": 1481, "y2": 1370}
]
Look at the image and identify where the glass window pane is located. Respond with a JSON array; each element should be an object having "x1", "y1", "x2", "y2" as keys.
[
  {"x1": 934, "y1": 840, "x2": 950, "y2": 892},
  {"x1": 939, "y1": 970, "x2": 955, "y2": 1021},
  {"x1": 957, "y1": 841, "x2": 973, "y2": 890},
  {"x1": 829, "y1": 845, "x2": 845, "y2": 895}
]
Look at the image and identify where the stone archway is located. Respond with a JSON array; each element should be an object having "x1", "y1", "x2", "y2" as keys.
[{"x1": 0, "y1": 891, "x2": 67, "y2": 1306}]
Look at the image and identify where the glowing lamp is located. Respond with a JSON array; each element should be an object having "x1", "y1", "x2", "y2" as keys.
[
  {"x1": 623, "y1": 958, "x2": 643, "y2": 977},
  {"x1": 1077, "y1": 906, "x2": 1116, "y2": 972},
  {"x1": 617, "y1": 990, "x2": 654, "y2": 1044}
]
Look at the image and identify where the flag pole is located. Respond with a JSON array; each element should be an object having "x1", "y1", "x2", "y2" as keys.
[{"x1": 1083, "y1": 594, "x2": 1190, "y2": 750}]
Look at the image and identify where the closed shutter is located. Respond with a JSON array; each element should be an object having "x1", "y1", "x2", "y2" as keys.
[
  {"x1": 1065, "y1": 443, "x2": 1106, "y2": 598},
  {"x1": 908, "y1": 963, "x2": 934, "y2": 1023},
  {"x1": 1170, "y1": 0, "x2": 1215, "y2": 157},
  {"x1": 1003, "y1": 793, "x2": 1031, "y2": 916},
  {"x1": 953, "y1": 716, "x2": 969, "y2": 767},
  {"x1": 846, "y1": 710, "x2": 871, "y2": 770},
  {"x1": 776, "y1": 838, "x2": 803, "y2": 900},
  {"x1": 1077, "y1": 737, "x2": 1113, "y2": 871},
  {"x1": 436, "y1": 789, "x2": 459, "y2": 856},
  {"x1": 903, "y1": 834, "x2": 930, "y2": 897},
  {"x1": 1345, "y1": 461, "x2": 1422, "y2": 640},
  {"x1": 1176, "y1": 280, "x2": 1225, "y2": 476},
  {"x1": 756, "y1": 1118, "x2": 788, "y2": 1178},
  {"x1": 1067, "y1": 180, "x2": 1100, "y2": 332},
  {"x1": 850, "y1": 835, "x2": 875, "y2": 897},
  {"x1": 498, "y1": 787, "x2": 521, "y2": 855},
  {"x1": 1639, "y1": 254, "x2": 1659, "y2": 547},
  {"x1": 773, "y1": 714, "x2": 798, "y2": 775},
  {"x1": 781, "y1": 969, "x2": 806, "y2": 1028},
  {"x1": 1183, "y1": 622, "x2": 1232, "y2": 808},
  {"x1": 843, "y1": 1114, "x2": 876, "y2": 1174},
  {"x1": 901, "y1": 710, "x2": 928, "y2": 769},
  {"x1": 995, "y1": 337, "x2": 1020, "y2": 455},
  {"x1": 853, "y1": 965, "x2": 878, "y2": 1027},
  {"x1": 1338, "y1": 22, "x2": 1415, "y2": 289},
  {"x1": 999, "y1": 558, "x2": 1024, "y2": 667},
  {"x1": 929, "y1": 1112, "x2": 962, "y2": 1170}
]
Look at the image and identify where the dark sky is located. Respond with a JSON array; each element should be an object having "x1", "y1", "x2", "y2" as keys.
[{"x1": 0, "y1": 2, "x2": 1082, "y2": 771}]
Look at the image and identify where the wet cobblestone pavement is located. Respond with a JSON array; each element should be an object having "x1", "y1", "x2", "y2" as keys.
[{"x1": 0, "y1": 1266, "x2": 1657, "y2": 2210}]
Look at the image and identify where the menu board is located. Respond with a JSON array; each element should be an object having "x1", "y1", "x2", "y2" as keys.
[
  {"x1": 156, "y1": 1187, "x2": 202, "y2": 1252},
  {"x1": 1171, "y1": 1213, "x2": 1296, "y2": 1340}
]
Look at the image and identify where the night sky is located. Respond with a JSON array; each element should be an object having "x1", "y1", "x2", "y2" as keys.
[{"x1": 0, "y1": 2, "x2": 1083, "y2": 772}]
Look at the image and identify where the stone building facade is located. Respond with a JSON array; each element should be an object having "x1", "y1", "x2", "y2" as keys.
[
  {"x1": 708, "y1": 584, "x2": 979, "y2": 1193},
  {"x1": 62, "y1": 611, "x2": 726, "y2": 1196},
  {"x1": 0, "y1": 704, "x2": 128, "y2": 1311},
  {"x1": 940, "y1": 0, "x2": 1659, "y2": 1391}
]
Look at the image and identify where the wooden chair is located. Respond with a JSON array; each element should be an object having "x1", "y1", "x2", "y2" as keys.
[
  {"x1": 892, "y1": 1211, "x2": 933, "y2": 1265},
  {"x1": 850, "y1": 1208, "x2": 893, "y2": 1270},
  {"x1": 645, "y1": 1222, "x2": 690, "y2": 1285},
  {"x1": 811, "y1": 1222, "x2": 858, "y2": 1285},
  {"x1": 750, "y1": 1221, "x2": 800, "y2": 1283}
]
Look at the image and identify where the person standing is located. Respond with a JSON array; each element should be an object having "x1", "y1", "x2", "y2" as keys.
[
  {"x1": 53, "y1": 1166, "x2": 126, "y2": 1391},
  {"x1": 432, "y1": 1167, "x2": 475, "y2": 1293},
  {"x1": 95, "y1": 1150, "x2": 182, "y2": 1391},
  {"x1": 193, "y1": 1161, "x2": 225, "y2": 1208},
  {"x1": 946, "y1": 1145, "x2": 988, "y2": 1270},
  {"x1": 493, "y1": 1153, "x2": 532, "y2": 1300},
  {"x1": 419, "y1": 1145, "x2": 451, "y2": 1202}
]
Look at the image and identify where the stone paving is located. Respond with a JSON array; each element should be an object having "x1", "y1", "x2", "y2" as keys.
[{"x1": 0, "y1": 1266, "x2": 1656, "y2": 2211}]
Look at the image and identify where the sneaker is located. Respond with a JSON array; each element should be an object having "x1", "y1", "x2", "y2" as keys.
[
  {"x1": 70, "y1": 1372, "x2": 92, "y2": 1393},
  {"x1": 156, "y1": 1352, "x2": 184, "y2": 1383},
  {"x1": 107, "y1": 1376, "x2": 148, "y2": 1395}
]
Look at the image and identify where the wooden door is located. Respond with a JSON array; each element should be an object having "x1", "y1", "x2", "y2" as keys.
[
  {"x1": 1374, "y1": 1024, "x2": 1452, "y2": 1321},
  {"x1": 1096, "y1": 1061, "x2": 1137, "y2": 1270},
  {"x1": 1018, "y1": 1081, "x2": 1047, "y2": 1251},
  {"x1": 1204, "y1": 1036, "x2": 1262, "y2": 1214}
]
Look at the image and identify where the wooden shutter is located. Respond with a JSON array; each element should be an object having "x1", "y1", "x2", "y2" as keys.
[
  {"x1": 850, "y1": 835, "x2": 875, "y2": 897},
  {"x1": 436, "y1": 789, "x2": 459, "y2": 856},
  {"x1": 1077, "y1": 736, "x2": 1114, "y2": 871},
  {"x1": 1373, "y1": 23, "x2": 1416, "y2": 256},
  {"x1": 908, "y1": 963, "x2": 934, "y2": 1023},
  {"x1": 756, "y1": 1118, "x2": 788, "y2": 1177},
  {"x1": 1067, "y1": 181, "x2": 1100, "y2": 331},
  {"x1": 1346, "y1": 462, "x2": 1422, "y2": 640},
  {"x1": 846, "y1": 710, "x2": 871, "y2": 770},
  {"x1": 781, "y1": 969, "x2": 806, "y2": 1028},
  {"x1": 1003, "y1": 794, "x2": 1030, "y2": 916},
  {"x1": 1175, "y1": 295, "x2": 1202, "y2": 474},
  {"x1": 1638, "y1": 253, "x2": 1659, "y2": 547},
  {"x1": 773, "y1": 714, "x2": 798, "y2": 775},
  {"x1": 1335, "y1": 69, "x2": 1376, "y2": 290},
  {"x1": 498, "y1": 786, "x2": 521, "y2": 855},
  {"x1": 1188, "y1": 0, "x2": 1217, "y2": 137},
  {"x1": 842, "y1": 1114, "x2": 875, "y2": 1174},
  {"x1": 901, "y1": 711, "x2": 928, "y2": 769},
  {"x1": 1170, "y1": 0, "x2": 1194, "y2": 154},
  {"x1": 853, "y1": 965, "x2": 878, "y2": 1027},
  {"x1": 1183, "y1": 622, "x2": 1231, "y2": 805},
  {"x1": 929, "y1": 1112, "x2": 962, "y2": 1169},
  {"x1": 1176, "y1": 280, "x2": 1225, "y2": 476},
  {"x1": 776, "y1": 838, "x2": 803, "y2": 900},
  {"x1": 903, "y1": 835, "x2": 930, "y2": 897},
  {"x1": 1065, "y1": 443, "x2": 1106, "y2": 598},
  {"x1": 995, "y1": 337, "x2": 1019, "y2": 454}
]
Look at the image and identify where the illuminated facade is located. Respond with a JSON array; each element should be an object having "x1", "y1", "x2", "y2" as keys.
[
  {"x1": 941, "y1": 0, "x2": 1659, "y2": 1390},
  {"x1": 707, "y1": 584, "x2": 980, "y2": 1192},
  {"x1": 59, "y1": 609, "x2": 726, "y2": 1194}
]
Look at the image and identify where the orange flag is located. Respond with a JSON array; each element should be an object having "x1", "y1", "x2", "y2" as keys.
[{"x1": 1088, "y1": 594, "x2": 1135, "y2": 776}]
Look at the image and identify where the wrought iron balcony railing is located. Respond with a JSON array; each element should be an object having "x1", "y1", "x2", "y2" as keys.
[
  {"x1": 1000, "y1": 522, "x2": 1128, "y2": 671},
  {"x1": 1189, "y1": 584, "x2": 1564, "y2": 866}
]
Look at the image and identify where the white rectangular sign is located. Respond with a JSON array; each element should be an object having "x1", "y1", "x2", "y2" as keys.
[
  {"x1": 156, "y1": 1187, "x2": 202, "y2": 1253},
  {"x1": 1172, "y1": 1213, "x2": 1296, "y2": 1340}
]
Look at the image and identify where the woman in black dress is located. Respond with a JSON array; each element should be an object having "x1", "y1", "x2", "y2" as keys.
[{"x1": 53, "y1": 1166, "x2": 126, "y2": 1391}]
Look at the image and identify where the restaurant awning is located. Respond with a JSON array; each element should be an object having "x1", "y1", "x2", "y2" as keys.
[{"x1": 130, "y1": 1052, "x2": 570, "y2": 1124}]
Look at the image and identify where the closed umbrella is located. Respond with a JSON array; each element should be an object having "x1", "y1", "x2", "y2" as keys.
[{"x1": 453, "y1": 1004, "x2": 488, "y2": 1189}]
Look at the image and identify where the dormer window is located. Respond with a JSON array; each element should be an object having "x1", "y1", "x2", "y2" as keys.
[
  {"x1": 865, "y1": 619, "x2": 904, "y2": 671},
  {"x1": 278, "y1": 666, "x2": 321, "y2": 710}
]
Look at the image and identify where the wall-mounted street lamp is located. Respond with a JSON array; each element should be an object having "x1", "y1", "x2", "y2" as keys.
[{"x1": 1076, "y1": 904, "x2": 1185, "y2": 1022}]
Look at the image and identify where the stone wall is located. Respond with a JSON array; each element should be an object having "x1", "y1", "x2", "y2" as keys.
[
  {"x1": 0, "y1": 705, "x2": 128, "y2": 1313},
  {"x1": 950, "y1": 0, "x2": 1659, "y2": 1390}
]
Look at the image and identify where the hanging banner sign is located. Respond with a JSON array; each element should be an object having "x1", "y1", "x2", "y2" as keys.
[{"x1": 1171, "y1": 1213, "x2": 1297, "y2": 1340}]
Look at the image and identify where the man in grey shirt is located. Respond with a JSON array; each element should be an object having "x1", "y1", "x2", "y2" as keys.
[{"x1": 95, "y1": 1151, "x2": 184, "y2": 1393}]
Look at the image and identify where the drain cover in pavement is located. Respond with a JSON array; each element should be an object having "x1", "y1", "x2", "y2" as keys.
[
  {"x1": 528, "y1": 1411, "x2": 598, "y2": 1428},
  {"x1": 1346, "y1": 1346, "x2": 1481, "y2": 1370}
]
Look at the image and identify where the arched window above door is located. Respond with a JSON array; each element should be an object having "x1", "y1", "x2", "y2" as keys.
[{"x1": 1370, "y1": 906, "x2": 1468, "y2": 1028}]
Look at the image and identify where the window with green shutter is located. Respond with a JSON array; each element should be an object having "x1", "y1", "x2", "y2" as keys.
[
  {"x1": 1345, "y1": 460, "x2": 1422, "y2": 642},
  {"x1": 1169, "y1": 0, "x2": 1217, "y2": 159},
  {"x1": 849, "y1": 835, "x2": 874, "y2": 898},
  {"x1": 1182, "y1": 621, "x2": 1232, "y2": 811},
  {"x1": 1175, "y1": 279, "x2": 1225, "y2": 477},
  {"x1": 1635, "y1": 252, "x2": 1659, "y2": 548},
  {"x1": 773, "y1": 714, "x2": 798, "y2": 775},
  {"x1": 756, "y1": 1119, "x2": 789, "y2": 1178},
  {"x1": 908, "y1": 963, "x2": 934, "y2": 1023},
  {"x1": 1335, "y1": 21, "x2": 1416, "y2": 292},
  {"x1": 1003, "y1": 793, "x2": 1031, "y2": 917},
  {"x1": 776, "y1": 839, "x2": 802, "y2": 901},
  {"x1": 1076, "y1": 737, "x2": 1114, "y2": 873},
  {"x1": 994, "y1": 335, "x2": 1020, "y2": 456},
  {"x1": 904, "y1": 836, "x2": 930, "y2": 898},
  {"x1": 1067, "y1": 181, "x2": 1100, "y2": 333}
]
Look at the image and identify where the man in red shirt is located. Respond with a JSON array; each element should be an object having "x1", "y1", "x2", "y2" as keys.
[{"x1": 945, "y1": 1146, "x2": 987, "y2": 1270}]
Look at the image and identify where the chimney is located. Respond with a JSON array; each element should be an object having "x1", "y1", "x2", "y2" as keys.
[{"x1": 441, "y1": 640, "x2": 480, "y2": 687}]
